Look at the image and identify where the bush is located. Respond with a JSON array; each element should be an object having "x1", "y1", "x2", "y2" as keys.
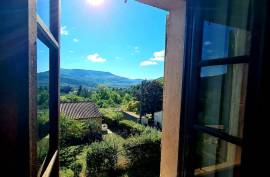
[
  {"x1": 123, "y1": 131, "x2": 161, "y2": 177},
  {"x1": 100, "y1": 109, "x2": 124, "y2": 131},
  {"x1": 84, "y1": 119, "x2": 103, "y2": 141},
  {"x1": 37, "y1": 110, "x2": 49, "y2": 139},
  {"x1": 60, "y1": 115, "x2": 102, "y2": 147},
  {"x1": 86, "y1": 137, "x2": 119, "y2": 177},
  {"x1": 60, "y1": 146, "x2": 83, "y2": 168},
  {"x1": 60, "y1": 115, "x2": 84, "y2": 146},
  {"x1": 37, "y1": 135, "x2": 49, "y2": 166},
  {"x1": 125, "y1": 100, "x2": 140, "y2": 113},
  {"x1": 60, "y1": 93, "x2": 90, "y2": 102},
  {"x1": 70, "y1": 162, "x2": 83, "y2": 177},
  {"x1": 60, "y1": 168, "x2": 74, "y2": 177},
  {"x1": 118, "y1": 120, "x2": 145, "y2": 136}
]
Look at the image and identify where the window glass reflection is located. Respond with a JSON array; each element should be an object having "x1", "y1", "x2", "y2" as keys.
[
  {"x1": 202, "y1": 21, "x2": 251, "y2": 60},
  {"x1": 194, "y1": 133, "x2": 241, "y2": 177},
  {"x1": 199, "y1": 64, "x2": 248, "y2": 138}
]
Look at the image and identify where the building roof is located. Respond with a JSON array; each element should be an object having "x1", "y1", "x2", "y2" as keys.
[{"x1": 60, "y1": 102, "x2": 102, "y2": 120}]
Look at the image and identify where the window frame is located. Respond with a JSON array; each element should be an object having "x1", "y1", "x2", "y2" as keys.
[
  {"x1": 36, "y1": 0, "x2": 60, "y2": 176},
  {"x1": 179, "y1": 0, "x2": 269, "y2": 177}
]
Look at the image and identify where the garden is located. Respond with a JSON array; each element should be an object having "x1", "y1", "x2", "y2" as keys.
[{"x1": 59, "y1": 110, "x2": 161, "y2": 177}]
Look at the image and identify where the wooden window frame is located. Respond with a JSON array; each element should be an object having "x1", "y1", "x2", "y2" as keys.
[
  {"x1": 36, "y1": 0, "x2": 60, "y2": 176},
  {"x1": 179, "y1": 0, "x2": 270, "y2": 177},
  {"x1": 0, "y1": 0, "x2": 59, "y2": 176}
]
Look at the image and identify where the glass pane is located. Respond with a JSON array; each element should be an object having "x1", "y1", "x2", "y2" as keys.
[
  {"x1": 37, "y1": 0, "x2": 50, "y2": 27},
  {"x1": 37, "y1": 40, "x2": 50, "y2": 170},
  {"x1": 199, "y1": 64, "x2": 248, "y2": 138},
  {"x1": 194, "y1": 133, "x2": 241, "y2": 177},
  {"x1": 201, "y1": 0, "x2": 251, "y2": 60}
]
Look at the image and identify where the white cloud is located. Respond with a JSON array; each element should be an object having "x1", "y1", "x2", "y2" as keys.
[
  {"x1": 69, "y1": 50, "x2": 74, "y2": 53},
  {"x1": 87, "y1": 53, "x2": 107, "y2": 63},
  {"x1": 61, "y1": 26, "x2": 69, "y2": 36},
  {"x1": 150, "y1": 50, "x2": 165, "y2": 61},
  {"x1": 140, "y1": 60, "x2": 158, "y2": 66},
  {"x1": 139, "y1": 49, "x2": 165, "y2": 67},
  {"x1": 73, "y1": 38, "x2": 79, "y2": 42}
]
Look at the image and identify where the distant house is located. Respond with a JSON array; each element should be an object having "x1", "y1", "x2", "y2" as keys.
[
  {"x1": 60, "y1": 102, "x2": 102, "y2": 125},
  {"x1": 154, "y1": 111, "x2": 163, "y2": 129}
]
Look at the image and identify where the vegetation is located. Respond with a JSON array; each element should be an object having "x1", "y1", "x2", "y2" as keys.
[
  {"x1": 60, "y1": 115, "x2": 102, "y2": 147},
  {"x1": 123, "y1": 131, "x2": 161, "y2": 177},
  {"x1": 86, "y1": 136, "x2": 119, "y2": 177},
  {"x1": 38, "y1": 69, "x2": 142, "y2": 88},
  {"x1": 140, "y1": 80, "x2": 163, "y2": 122},
  {"x1": 59, "y1": 106, "x2": 161, "y2": 177},
  {"x1": 43, "y1": 78, "x2": 164, "y2": 177},
  {"x1": 37, "y1": 87, "x2": 50, "y2": 167},
  {"x1": 85, "y1": 126, "x2": 161, "y2": 177}
]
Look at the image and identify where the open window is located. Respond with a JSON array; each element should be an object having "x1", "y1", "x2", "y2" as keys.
[
  {"x1": 36, "y1": 0, "x2": 60, "y2": 176},
  {"x1": 181, "y1": 0, "x2": 267, "y2": 176}
]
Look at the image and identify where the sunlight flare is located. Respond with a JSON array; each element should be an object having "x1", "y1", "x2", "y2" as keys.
[{"x1": 87, "y1": 0, "x2": 104, "y2": 6}]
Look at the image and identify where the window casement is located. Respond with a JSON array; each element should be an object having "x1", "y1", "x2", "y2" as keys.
[
  {"x1": 180, "y1": 0, "x2": 269, "y2": 177},
  {"x1": 36, "y1": 0, "x2": 60, "y2": 176},
  {"x1": 0, "y1": 0, "x2": 60, "y2": 176}
]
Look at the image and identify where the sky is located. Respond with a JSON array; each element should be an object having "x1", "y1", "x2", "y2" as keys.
[{"x1": 37, "y1": 0, "x2": 168, "y2": 79}]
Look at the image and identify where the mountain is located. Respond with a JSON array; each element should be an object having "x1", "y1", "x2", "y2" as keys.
[{"x1": 38, "y1": 69, "x2": 143, "y2": 88}]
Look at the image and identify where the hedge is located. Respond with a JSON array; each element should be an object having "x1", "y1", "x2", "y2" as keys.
[
  {"x1": 118, "y1": 120, "x2": 145, "y2": 136},
  {"x1": 123, "y1": 131, "x2": 161, "y2": 177},
  {"x1": 60, "y1": 146, "x2": 83, "y2": 168},
  {"x1": 100, "y1": 109, "x2": 124, "y2": 132},
  {"x1": 86, "y1": 136, "x2": 119, "y2": 177},
  {"x1": 60, "y1": 115, "x2": 102, "y2": 147}
]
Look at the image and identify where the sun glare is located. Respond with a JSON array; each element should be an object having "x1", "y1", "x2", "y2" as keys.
[{"x1": 87, "y1": 0, "x2": 104, "y2": 6}]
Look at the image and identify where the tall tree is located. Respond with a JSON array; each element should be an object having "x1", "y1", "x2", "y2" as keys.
[
  {"x1": 77, "y1": 85, "x2": 82, "y2": 96},
  {"x1": 140, "y1": 80, "x2": 163, "y2": 123}
]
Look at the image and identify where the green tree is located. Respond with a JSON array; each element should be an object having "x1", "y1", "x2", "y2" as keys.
[
  {"x1": 77, "y1": 85, "x2": 82, "y2": 96},
  {"x1": 140, "y1": 80, "x2": 163, "y2": 122},
  {"x1": 38, "y1": 87, "x2": 49, "y2": 109}
]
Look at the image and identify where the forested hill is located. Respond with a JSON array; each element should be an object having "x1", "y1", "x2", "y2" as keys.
[{"x1": 38, "y1": 69, "x2": 143, "y2": 88}]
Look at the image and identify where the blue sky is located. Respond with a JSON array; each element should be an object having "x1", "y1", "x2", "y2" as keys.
[{"x1": 37, "y1": 0, "x2": 167, "y2": 79}]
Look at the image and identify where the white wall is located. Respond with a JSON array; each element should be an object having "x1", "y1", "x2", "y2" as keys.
[{"x1": 154, "y1": 111, "x2": 163, "y2": 128}]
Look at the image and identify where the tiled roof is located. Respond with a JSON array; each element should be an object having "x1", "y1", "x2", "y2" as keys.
[{"x1": 60, "y1": 102, "x2": 102, "y2": 119}]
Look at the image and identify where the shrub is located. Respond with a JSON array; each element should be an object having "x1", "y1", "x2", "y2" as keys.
[
  {"x1": 123, "y1": 131, "x2": 161, "y2": 177},
  {"x1": 100, "y1": 109, "x2": 124, "y2": 131},
  {"x1": 83, "y1": 119, "x2": 103, "y2": 141},
  {"x1": 60, "y1": 146, "x2": 83, "y2": 168},
  {"x1": 37, "y1": 135, "x2": 49, "y2": 166},
  {"x1": 70, "y1": 162, "x2": 83, "y2": 177},
  {"x1": 60, "y1": 94, "x2": 90, "y2": 102},
  {"x1": 86, "y1": 137, "x2": 119, "y2": 177},
  {"x1": 60, "y1": 168, "x2": 74, "y2": 177},
  {"x1": 60, "y1": 115, "x2": 102, "y2": 147},
  {"x1": 125, "y1": 100, "x2": 139, "y2": 113},
  {"x1": 60, "y1": 115, "x2": 85, "y2": 146},
  {"x1": 37, "y1": 111, "x2": 49, "y2": 139},
  {"x1": 118, "y1": 120, "x2": 145, "y2": 136}
]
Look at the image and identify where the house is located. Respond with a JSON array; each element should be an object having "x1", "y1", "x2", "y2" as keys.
[
  {"x1": 154, "y1": 111, "x2": 163, "y2": 129},
  {"x1": 60, "y1": 102, "x2": 102, "y2": 125}
]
